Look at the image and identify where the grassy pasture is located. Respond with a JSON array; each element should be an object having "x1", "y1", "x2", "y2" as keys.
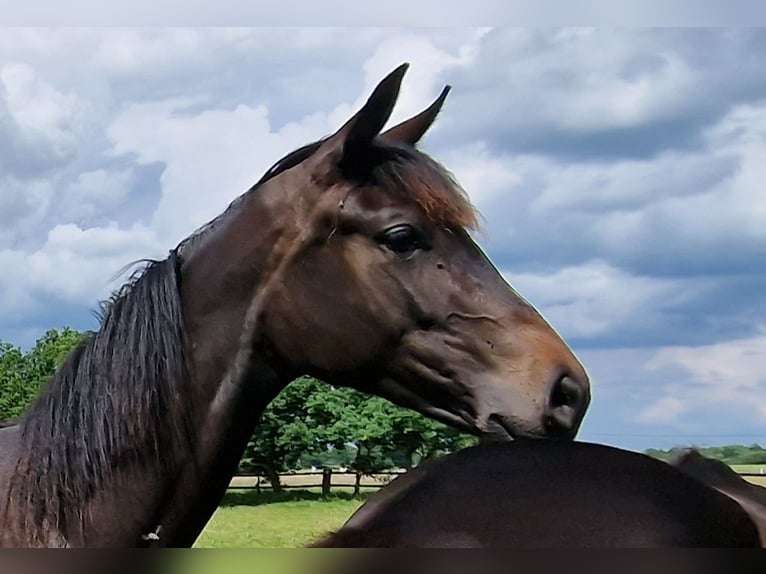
[
  {"x1": 732, "y1": 464, "x2": 766, "y2": 473},
  {"x1": 194, "y1": 489, "x2": 370, "y2": 548}
]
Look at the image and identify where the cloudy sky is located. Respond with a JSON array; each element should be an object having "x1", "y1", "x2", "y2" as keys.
[{"x1": 0, "y1": 28, "x2": 764, "y2": 451}]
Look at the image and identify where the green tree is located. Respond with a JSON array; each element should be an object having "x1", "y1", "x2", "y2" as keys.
[
  {"x1": 387, "y1": 408, "x2": 477, "y2": 469},
  {"x1": 299, "y1": 444, "x2": 356, "y2": 469},
  {"x1": 239, "y1": 377, "x2": 326, "y2": 491},
  {"x1": 321, "y1": 395, "x2": 395, "y2": 495},
  {"x1": 345, "y1": 397, "x2": 398, "y2": 491},
  {"x1": 25, "y1": 327, "x2": 85, "y2": 386},
  {"x1": 0, "y1": 328, "x2": 85, "y2": 422},
  {"x1": 312, "y1": 388, "x2": 477, "y2": 495},
  {"x1": 0, "y1": 342, "x2": 32, "y2": 422},
  {"x1": 237, "y1": 375, "x2": 477, "y2": 495}
]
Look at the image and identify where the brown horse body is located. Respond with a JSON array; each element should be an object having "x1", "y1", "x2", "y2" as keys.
[
  {"x1": 313, "y1": 441, "x2": 761, "y2": 548},
  {"x1": 0, "y1": 65, "x2": 589, "y2": 547}
]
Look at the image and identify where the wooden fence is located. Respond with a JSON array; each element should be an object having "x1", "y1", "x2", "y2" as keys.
[
  {"x1": 229, "y1": 470, "x2": 766, "y2": 491},
  {"x1": 229, "y1": 470, "x2": 406, "y2": 491}
]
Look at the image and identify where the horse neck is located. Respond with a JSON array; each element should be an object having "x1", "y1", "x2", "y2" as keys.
[
  {"x1": 145, "y1": 191, "x2": 300, "y2": 546},
  {"x1": 96, "y1": 180, "x2": 303, "y2": 546},
  {"x1": 137, "y1": 353, "x2": 288, "y2": 548}
]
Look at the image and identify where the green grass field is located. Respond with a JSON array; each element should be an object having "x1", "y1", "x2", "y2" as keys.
[
  {"x1": 194, "y1": 490, "x2": 369, "y2": 548},
  {"x1": 732, "y1": 465, "x2": 766, "y2": 487},
  {"x1": 731, "y1": 464, "x2": 766, "y2": 474}
]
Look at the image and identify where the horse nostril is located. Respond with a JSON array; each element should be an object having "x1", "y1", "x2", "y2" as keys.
[{"x1": 545, "y1": 375, "x2": 590, "y2": 439}]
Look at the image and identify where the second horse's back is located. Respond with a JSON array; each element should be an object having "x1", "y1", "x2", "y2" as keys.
[{"x1": 314, "y1": 441, "x2": 761, "y2": 548}]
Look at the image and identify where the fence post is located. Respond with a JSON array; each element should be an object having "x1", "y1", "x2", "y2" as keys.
[
  {"x1": 321, "y1": 468, "x2": 332, "y2": 498},
  {"x1": 354, "y1": 471, "x2": 362, "y2": 496}
]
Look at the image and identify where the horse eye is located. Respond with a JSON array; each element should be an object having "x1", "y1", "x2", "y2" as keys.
[{"x1": 378, "y1": 225, "x2": 427, "y2": 256}]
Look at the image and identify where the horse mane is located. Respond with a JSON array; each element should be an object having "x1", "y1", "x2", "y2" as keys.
[{"x1": 7, "y1": 251, "x2": 194, "y2": 544}]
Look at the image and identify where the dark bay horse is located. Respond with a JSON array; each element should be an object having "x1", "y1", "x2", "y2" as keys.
[
  {"x1": 670, "y1": 448, "x2": 766, "y2": 545},
  {"x1": 0, "y1": 64, "x2": 589, "y2": 547},
  {"x1": 312, "y1": 441, "x2": 761, "y2": 548}
]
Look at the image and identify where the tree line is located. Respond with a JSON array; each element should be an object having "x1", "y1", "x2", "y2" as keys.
[
  {"x1": 2, "y1": 328, "x2": 764, "y2": 493},
  {"x1": 646, "y1": 445, "x2": 766, "y2": 466}
]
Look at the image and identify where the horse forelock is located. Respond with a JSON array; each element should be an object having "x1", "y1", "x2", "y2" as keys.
[{"x1": 367, "y1": 142, "x2": 479, "y2": 232}]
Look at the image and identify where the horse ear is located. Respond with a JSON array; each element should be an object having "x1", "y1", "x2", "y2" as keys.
[
  {"x1": 333, "y1": 62, "x2": 409, "y2": 156},
  {"x1": 313, "y1": 63, "x2": 408, "y2": 160},
  {"x1": 380, "y1": 85, "x2": 451, "y2": 145},
  {"x1": 305, "y1": 64, "x2": 409, "y2": 177}
]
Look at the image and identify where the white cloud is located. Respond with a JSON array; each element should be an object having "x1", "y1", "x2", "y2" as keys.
[
  {"x1": 631, "y1": 334, "x2": 766, "y2": 426},
  {"x1": 0, "y1": 1, "x2": 512, "y2": 27},
  {"x1": 634, "y1": 396, "x2": 690, "y2": 425},
  {"x1": 106, "y1": 98, "x2": 310, "y2": 246},
  {"x1": 0, "y1": 223, "x2": 162, "y2": 316},
  {"x1": 58, "y1": 168, "x2": 136, "y2": 224},
  {"x1": 0, "y1": 177, "x2": 55, "y2": 245},
  {"x1": 0, "y1": 62, "x2": 84, "y2": 160},
  {"x1": 573, "y1": 344, "x2": 766, "y2": 450},
  {"x1": 468, "y1": 99, "x2": 766, "y2": 279},
  {"x1": 648, "y1": 334, "x2": 766, "y2": 396},
  {"x1": 349, "y1": 31, "x2": 486, "y2": 130},
  {"x1": 447, "y1": 29, "x2": 766, "y2": 141},
  {"x1": 553, "y1": 46, "x2": 697, "y2": 131},
  {"x1": 91, "y1": 29, "x2": 211, "y2": 75},
  {"x1": 504, "y1": 261, "x2": 699, "y2": 339},
  {"x1": 440, "y1": 142, "x2": 523, "y2": 207},
  {"x1": 528, "y1": 151, "x2": 732, "y2": 214}
]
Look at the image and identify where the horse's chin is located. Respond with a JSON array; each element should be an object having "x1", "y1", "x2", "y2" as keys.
[
  {"x1": 479, "y1": 413, "x2": 562, "y2": 443},
  {"x1": 478, "y1": 417, "x2": 516, "y2": 443},
  {"x1": 357, "y1": 377, "x2": 478, "y2": 436},
  {"x1": 355, "y1": 377, "x2": 545, "y2": 443},
  {"x1": 421, "y1": 406, "x2": 521, "y2": 443}
]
